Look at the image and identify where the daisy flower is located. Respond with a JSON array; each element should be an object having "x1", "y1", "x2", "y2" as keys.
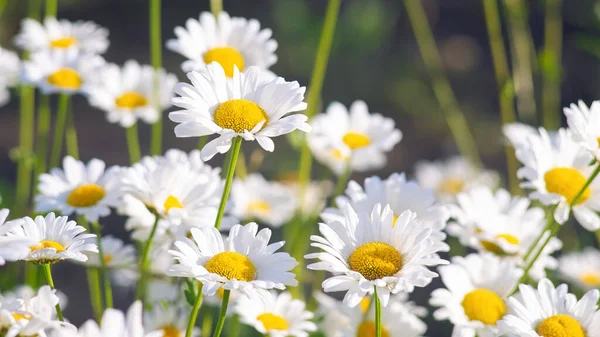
[
  {"x1": 0, "y1": 209, "x2": 33, "y2": 265},
  {"x1": 284, "y1": 180, "x2": 333, "y2": 219},
  {"x1": 430, "y1": 254, "x2": 523, "y2": 337},
  {"x1": 0, "y1": 285, "x2": 68, "y2": 313},
  {"x1": 15, "y1": 17, "x2": 109, "y2": 54},
  {"x1": 7, "y1": 212, "x2": 98, "y2": 264},
  {"x1": 166, "y1": 11, "x2": 277, "y2": 75},
  {"x1": 169, "y1": 62, "x2": 309, "y2": 161},
  {"x1": 414, "y1": 156, "x2": 500, "y2": 202},
  {"x1": 306, "y1": 204, "x2": 448, "y2": 307},
  {"x1": 503, "y1": 122, "x2": 541, "y2": 149},
  {"x1": 83, "y1": 236, "x2": 138, "y2": 287},
  {"x1": 307, "y1": 101, "x2": 402, "y2": 175},
  {"x1": 88, "y1": 60, "x2": 177, "y2": 128},
  {"x1": 515, "y1": 127, "x2": 600, "y2": 231},
  {"x1": 22, "y1": 48, "x2": 105, "y2": 95},
  {"x1": 167, "y1": 222, "x2": 298, "y2": 296},
  {"x1": 144, "y1": 305, "x2": 199, "y2": 337},
  {"x1": 564, "y1": 100, "x2": 600, "y2": 160},
  {"x1": 235, "y1": 291, "x2": 316, "y2": 337},
  {"x1": 230, "y1": 173, "x2": 296, "y2": 227},
  {"x1": 203, "y1": 288, "x2": 240, "y2": 314},
  {"x1": 0, "y1": 45, "x2": 20, "y2": 107},
  {"x1": 498, "y1": 278, "x2": 600, "y2": 337},
  {"x1": 558, "y1": 247, "x2": 600, "y2": 290},
  {"x1": 35, "y1": 156, "x2": 120, "y2": 222}
]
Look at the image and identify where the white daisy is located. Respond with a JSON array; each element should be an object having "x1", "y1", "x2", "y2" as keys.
[
  {"x1": 144, "y1": 304, "x2": 198, "y2": 337},
  {"x1": 503, "y1": 122, "x2": 541, "y2": 149},
  {"x1": 307, "y1": 101, "x2": 402, "y2": 175},
  {"x1": 83, "y1": 236, "x2": 138, "y2": 287},
  {"x1": 235, "y1": 291, "x2": 316, "y2": 337},
  {"x1": 146, "y1": 280, "x2": 180, "y2": 305},
  {"x1": 430, "y1": 254, "x2": 523, "y2": 337},
  {"x1": 306, "y1": 204, "x2": 448, "y2": 307},
  {"x1": 0, "y1": 45, "x2": 20, "y2": 107},
  {"x1": 0, "y1": 209, "x2": 33, "y2": 265},
  {"x1": 564, "y1": 100, "x2": 600, "y2": 160},
  {"x1": 15, "y1": 17, "x2": 109, "y2": 54},
  {"x1": 230, "y1": 173, "x2": 296, "y2": 228},
  {"x1": 22, "y1": 48, "x2": 105, "y2": 94},
  {"x1": 169, "y1": 62, "x2": 309, "y2": 160},
  {"x1": 498, "y1": 278, "x2": 600, "y2": 337},
  {"x1": 167, "y1": 222, "x2": 298, "y2": 296},
  {"x1": 7, "y1": 212, "x2": 98, "y2": 264},
  {"x1": 88, "y1": 60, "x2": 177, "y2": 128},
  {"x1": 203, "y1": 287, "x2": 240, "y2": 314},
  {"x1": 515, "y1": 127, "x2": 600, "y2": 231},
  {"x1": 166, "y1": 11, "x2": 277, "y2": 75},
  {"x1": 414, "y1": 156, "x2": 500, "y2": 202},
  {"x1": 0, "y1": 285, "x2": 68, "y2": 313},
  {"x1": 284, "y1": 180, "x2": 333, "y2": 219},
  {"x1": 558, "y1": 247, "x2": 600, "y2": 290}
]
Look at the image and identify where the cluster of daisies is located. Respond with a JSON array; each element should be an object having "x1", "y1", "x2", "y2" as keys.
[{"x1": 1, "y1": 5, "x2": 600, "y2": 337}]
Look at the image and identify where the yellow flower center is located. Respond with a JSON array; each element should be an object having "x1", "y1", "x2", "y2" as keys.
[
  {"x1": 203, "y1": 47, "x2": 245, "y2": 78},
  {"x1": 480, "y1": 233, "x2": 520, "y2": 255},
  {"x1": 161, "y1": 326, "x2": 181, "y2": 337},
  {"x1": 347, "y1": 242, "x2": 403, "y2": 281},
  {"x1": 30, "y1": 240, "x2": 66, "y2": 253},
  {"x1": 247, "y1": 200, "x2": 271, "y2": 215},
  {"x1": 213, "y1": 99, "x2": 268, "y2": 133},
  {"x1": 580, "y1": 272, "x2": 600, "y2": 286},
  {"x1": 359, "y1": 297, "x2": 371, "y2": 313},
  {"x1": 330, "y1": 148, "x2": 349, "y2": 160},
  {"x1": 342, "y1": 132, "x2": 371, "y2": 150},
  {"x1": 356, "y1": 321, "x2": 390, "y2": 337},
  {"x1": 47, "y1": 68, "x2": 82, "y2": 90},
  {"x1": 103, "y1": 254, "x2": 113, "y2": 265},
  {"x1": 205, "y1": 251, "x2": 256, "y2": 281},
  {"x1": 163, "y1": 195, "x2": 184, "y2": 214},
  {"x1": 256, "y1": 313, "x2": 289, "y2": 331},
  {"x1": 535, "y1": 314, "x2": 585, "y2": 337},
  {"x1": 544, "y1": 168, "x2": 590, "y2": 205},
  {"x1": 67, "y1": 184, "x2": 106, "y2": 208},
  {"x1": 50, "y1": 37, "x2": 76, "y2": 49},
  {"x1": 115, "y1": 91, "x2": 148, "y2": 110},
  {"x1": 11, "y1": 313, "x2": 30, "y2": 321},
  {"x1": 461, "y1": 288, "x2": 506, "y2": 325},
  {"x1": 438, "y1": 178, "x2": 465, "y2": 195}
]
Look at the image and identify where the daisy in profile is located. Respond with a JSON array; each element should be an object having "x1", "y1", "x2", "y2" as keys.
[
  {"x1": 414, "y1": 156, "x2": 499, "y2": 202},
  {"x1": 498, "y1": 278, "x2": 600, "y2": 337},
  {"x1": 166, "y1": 11, "x2": 277, "y2": 75},
  {"x1": 306, "y1": 204, "x2": 448, "y2": 307},
  {"x1": 564, "y1": 100, "x2": 600, "y2": 160},
  {"x1": 307, "y1": 101, "x2": 402, "y2": 175},
  {"x1": 230, "y1": 174, "x2": 296, "y2": 227},
  {"x1": 88, "y1": 60, "x2": 177, "y2": 128},
  {"x1": 0, "y1": 209, "x2": 33, "y2": 265},
  {"x1": 7, "y1": 212, "x2": 97, "y2": 264},
  {"x1": 144, "y1": 304, "x2": 199, "y2": 337},
  {"x1": 430, "y1": 254, "x2": 523, "y2": 337},
  {"x1": 15, "y1": 17, "x2": 109, "y2": 54},
  {"x1": 82, "y1": 236, "x2": 138, "y2": 287},
  {"x1": 558, "y1": 248, "x2": 600, "y2": 290},
  {"x1": 235, "y1": 291, "x2": 316, "y2": 337},
  {"x1": 169, "y1": 62, "x2": 309, "y2": 160},
  {"x1": 515, "y1": 127, "x2": 600, "y2": 231},
  {"x1": 167, "y1": 222, "x2": 298, "y2": 296},
  {"x1": 22, "y1": 48, "x2": 105, "y2": 95},
  {"x1": 0, "y1": 45, "x2": 20, "y2": 107}
]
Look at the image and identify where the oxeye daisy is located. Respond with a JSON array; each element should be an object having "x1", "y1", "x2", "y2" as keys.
[
  {"x1": 430, "y1": 254, "x2": 523, "y2": 337},
  {"x1": 166, "y1": 11, "x2": 277, "y2": 75},
  {"x1": 144, "y1": 304, "x2": 199, "y2": 337},
  {"x1": 7, "y1": 212, "x2": 98, "y2": 264},
  {"x1": 307, "y1": 101, "x2": 402, "y2": 175},
  {"x1": 564, "y1": 100, "x2": 600, "y2": 161},
  {"x1": 498, "y1": 278, "x2": 600, "y2": 337},
  {"x1": 15, "y1": 17, "x2": 109, "y2": 54},
  {"x1": 503, "y1": 122, "x2": 543, "y2": 149},
  {"x1": 558, "y1": 248, "x2": 600, "y2": 290},
  {"x1": 88, "y1": 60, "x2": 177, "y2": 128},
  {"x1": 0, "y1": 209, "x2": 33, "y2": 265},
  {"x1": 22, "y1": 48, "x2": 105, "y2": 94},
  {"x1": 230, "y1": 173, "x2": 296, "y2": 228},
  {"x1": 235, "y1": 291, "x2": 317, "y2": 337},
  {"x1": 167, "y1": 222, "x2": 298, "y2": 296},
  {"x1": 306, "y1": 204, "x2": 448, "y2": 307},
  {"x1": 515, "y1": 127, "x2": 600, "y2": 231},
  {"x1": 169, "y1": 62, "x2": 309, "y2": 161},
  {"x1": 0, "y1": 45, "x2": 20, "y2": 107},
  {"x1": 82, "y1": 236, "x2": 138, "y2": 287}
]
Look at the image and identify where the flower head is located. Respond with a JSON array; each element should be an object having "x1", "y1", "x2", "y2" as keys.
[
  {"x1": 0, "y1": 209, "x2": 33, "y2": 265},
  {"x1": 0, "y1": 45, "x2": 20, "y2": 107},
  {"x1": 558, "y1": 247, "x2": 600, "y2": 290},
  {"x1": 82, "y1": 236, "x2": 138, "y2": 287},
  {"x1": 564, "y1": 100, "x2": 600, "y2": 160}
]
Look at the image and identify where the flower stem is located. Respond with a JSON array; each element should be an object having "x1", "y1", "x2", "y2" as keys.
[
  {"x1": 136, "y1": 214, "x2": 160, "y2": 300},
  {"x1": 42, "y1": 264, "x2": 64, "y2": 321},
  {"x1": 49, "y1": 94, "x2": 70, "y2": 168},
  {"x1": 210, "y1": 0, "x2": 222, "y2": 16},
  {"x1": 202, "y1": 309, "x2": 214, "y2": 337},
  {"x1": 126, "y1": 124, "x2": 142, "y2": 164},
  {"x1": 86, "y1": 268, "x2": 103, "y2": 322},
  {"x1": 374, "y1": 288, "x2": 381, "y2": 337},
  {"x1": 45, "y1": 0, "x2": 57, "y2": 17},
  {"x1": 91, "y1": 221, "x2": 113, "y2": 309},
  {"x1": 65, "y1": 97, "x2": 79, "y2": 159},
  {"x1": 228, "y1": 314, "x2": 240, "y2": 337},
  {"x1": 34, "y1": 94, "x2": 51, "y2": 186},
  {"x1": 212, "y1": 289, "x2": 231, "y2": 337},
  {"x1": 149, "y1": 0, "x2": 163, "y2": 155},
  {"x1": 214, "y1": 137, "x2": 242, "y2": 230},
  {"x1": 333, "y1": 164, "x2": 351, "y2": 199},
  {"x1": 185, "y1": 283, "x2": 203, "y2": 337},
  {"x1": 15, "y1": 83, "x2": 35, "y2": 215},
  {"x1": 541, "y1": 0, "x2": 562, "y2": 130}
]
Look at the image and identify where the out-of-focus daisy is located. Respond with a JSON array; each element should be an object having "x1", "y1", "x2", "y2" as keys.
[
  {"x1": 0, "y1": 285, "x2": 68, "y2": 313},
  {"x1": 415, "y1": 156, "x2": 500, "y2": 202},
  {"x1": 498, "y1": 278, "x2": 600, "y2": 337},
  {"x1": 279, "y1": 178, "x2": 332, "y2": 219},
  {"x1": 7, "y1": 212, "x2": 97, "y2": 264},
  {"x1": 146, "y1": 280, "x2": 180, "y2": 305},
  {"x1": 515, "y1": 127, "x2": 600, "y2": 231},
  {"x1": 0, "y1": 45, "x2": 20, "y2": 107},
  {"x1": 167, "y1": 223, "x2": 298, "y2": 296},
  {"x1": 235, "y1": 291, "x2": 316, "y2": 337},
  {"x1": 22, "y1": 48, "x2": 105, "y2": 95},
  {"x1": 83, "y1": 236, "x2": 138, "y2": 287},
  {"x1": 558, "y1": 248, "x2": 600, "y2": 290},
  {"x1": 0, "y1": 209, "x2": 33, "y2": 265},
  {"x1": 307, "y1": 101, "x2": 402, "y2": 175},
  {"x1": 564, "y1": 100, "x2": 600, "y2": 161},
  {"x1": 15, "y1": 17, "x2": 109, "y2": 54},
  {"x1": 306, "y1": 204, "x2": 448, "y2": 307},
  {"x1": 503, "y1": 122, "x2": 541, "y2": 149},
  {"x1": 166, "y1": 11, "x2": 277, "y2": 75},
  {"x1": 88, "y1": 60, "x2": 177, "y2": 128},
  {"x1": 35, "y1": 156, "x2": 120, "y2": 222},
  {"x1": 169, "y1": 62, "x2": 309, "y2": 160},
  {"x1": 430, "y1": 254, "x2": 523, "y2": 337},
  {"x1": 144, "y1": 304, "x2": 198, "y2": 337},
  {"x1": 230, "y1": 173, "x2": 296, "y2": 227}
]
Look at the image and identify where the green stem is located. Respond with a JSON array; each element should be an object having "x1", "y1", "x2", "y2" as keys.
[
  {"x1": 197, "y1": 136, "x2": 208, "y2": 151},
  {"x1": 228, "y1": 314, "x2": 240, "y2": 337},
  {"x1": 374, "y1": 288, "x2": 381, "y2": 337},
  {"x1": 211, "y1": 290, "x2": 231, "y2": 337},
  {"x1": 332, "y1": 165, "x2": 351, "y2": 199},
  {"x1": 91, "y1": 221, "x2": 113, "y2": 309},
  {"x1": 49, "y1": 94, "x2": 69, "y2": 168},
  {"x1": 86, "y1": 268, "x2": 103, "y2": 322},
  {"x1": 42, "y1": 264, "x2": 64, "y2": 321},
  {"x1": 34, "y1": 94, "x2": 51, "y2": 186},
  {"x1": 149, "y1": 0, "x2": 163, "y2": 155},
  {"x1": 210, "y1": 0, "x2": 222, "y2": 16},
  {"x1": 541, "y1": 0, "x2": 562, "y2": 130},
  {"x1": 202, "y1": 309, "x2": 214, "y2": 337},
  {"x1": 185, "y1": 283, "x2": 203, "y2": 337},
  {"x1": 0, "y1": 0, "x2": 7, "y2": 17},
  {"x1": 136, "y1": 215, "x2": 160, "y2": 300},
  {"x1": 126, "y1": 125, "x2": 142, "y2": 164},
  {"x1": 403, "y1": 0, "x2": 481, "y2": 168},
  {"x1": 45, "y1": 0, "x2": 57, "y2": 17},
  {"x1": 235, "y1": 152, "x2": 247, "y2": 179},
  {"x1": 65, "y1": 99, "x2": 79, "y2": 159},
  {"x1": 214, "y1": 138, "x2": 242, "y2": 230},
  {"x1": 15, "y1": 84, "x2": 35, "y2": 215}
]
